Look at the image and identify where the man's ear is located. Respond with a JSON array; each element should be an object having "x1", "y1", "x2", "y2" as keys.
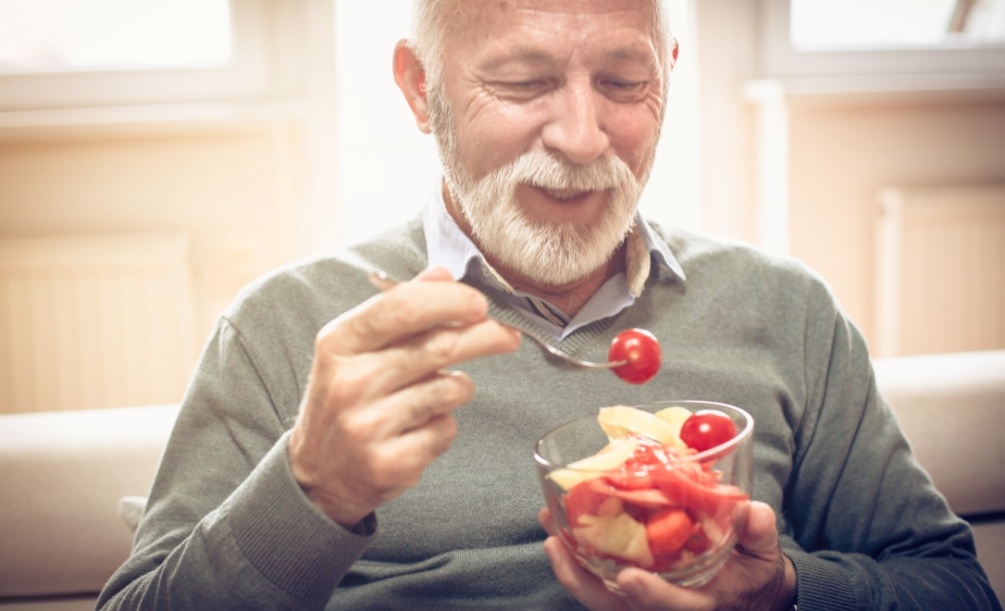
[{"x1": 393, "y1": 40, "x2": 432, "y2": 134}]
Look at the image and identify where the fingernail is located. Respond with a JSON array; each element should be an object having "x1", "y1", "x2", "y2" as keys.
[{"x1": 542, "y1": 538, "x2": 554, "y2": 560}]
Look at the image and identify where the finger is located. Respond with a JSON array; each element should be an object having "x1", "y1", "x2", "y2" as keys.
[
  {"x1": 617, "y1": 568, "x2": 708, "y2": 610},
  {"x1": 735, "y1": 501, "x2": 779, "y2": 558},
  {"x1": 339, "y1": 317, "x2": 519, "y2": 401},
  {"x1": 323, "y1": 412, "x2": 459, "y2": 514},
  {"x1": 327, "y1": 274, "x2": 491, "y2": 355},
  {"x1": 349, "y1": 370, "x2": 475, "y2": 440},
  {"x1": 538, "y1": 507, "x2": 557, "y2": 536},
  {"x1": 380, "y1": 411, "x2": 459, "y2": 481},
  {"x1": 414, "y1": 266, "x2": 453, "y2": 282},
  {"x1": 543, "y1": 536, "x2": 624, "y2": 611}
]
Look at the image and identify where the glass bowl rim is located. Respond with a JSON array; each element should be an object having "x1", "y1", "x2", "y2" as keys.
[{"x1": 533, "y1": 399, "x2": 754, "y2": 471}]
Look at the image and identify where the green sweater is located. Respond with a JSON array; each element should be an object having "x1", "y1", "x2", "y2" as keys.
[{"x1": 99, "y1": 218, "x2": 1000, "y2": 610}]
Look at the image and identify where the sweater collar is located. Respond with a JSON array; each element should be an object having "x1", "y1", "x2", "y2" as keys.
[{"x1": 421, "y1": 178, "x2": 685, "y2": 337}]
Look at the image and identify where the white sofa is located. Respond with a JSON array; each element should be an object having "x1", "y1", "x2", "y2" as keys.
[
  {"x1": 0, "y1": 404, "x2": 178, "y2": 610},
  {"x1": 1, "y1": 352, "x2": 1003, "y2": 609}
]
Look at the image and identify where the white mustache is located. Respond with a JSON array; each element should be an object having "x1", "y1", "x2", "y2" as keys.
[{"x1": 495, "y1": 150, "x2": 636, "y2": 195}]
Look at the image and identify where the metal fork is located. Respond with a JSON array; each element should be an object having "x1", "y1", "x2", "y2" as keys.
[{"x1": 368, "y1": 270, "x2": 626, "y2": 370}]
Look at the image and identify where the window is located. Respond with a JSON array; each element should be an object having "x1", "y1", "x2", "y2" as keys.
[
  {"x1": 791, "y1": 0, "x2": 1005, "y2": 49},
  {"x1": 0, "y1": 0, "x2": 232, "y2": 73},
  {"x1": 761, "y1": 0, "x2": 1005, "y2": 78},
  {"x1": 0, "y1": 0, "x2": 270, "y2": 110}
]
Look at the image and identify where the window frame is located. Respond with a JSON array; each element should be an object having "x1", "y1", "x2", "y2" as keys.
[
  {"x1": 0, "y1": 0, "x2": 274, "y2": 111},
  {"x1": 760, "y1": 0, "x2": 1005, "y2": 79}
]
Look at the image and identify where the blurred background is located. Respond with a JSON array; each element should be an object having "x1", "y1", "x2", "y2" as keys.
[{"x1": 1, "y1": 0, "x2": 1003, "y2": 413}]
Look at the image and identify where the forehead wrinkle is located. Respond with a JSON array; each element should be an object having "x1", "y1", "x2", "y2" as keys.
[{"x1": 438, "y1": 2, "x2": 662, "y2": 71}]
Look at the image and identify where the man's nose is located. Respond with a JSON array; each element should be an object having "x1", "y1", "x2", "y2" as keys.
[{"x1": 541, "y1": 82, "x2": 610, "y2": 165}]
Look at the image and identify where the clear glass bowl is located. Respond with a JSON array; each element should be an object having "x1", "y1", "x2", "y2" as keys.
[{"x1": 534, "y1": 400, "x2": 754, "y2": 593}]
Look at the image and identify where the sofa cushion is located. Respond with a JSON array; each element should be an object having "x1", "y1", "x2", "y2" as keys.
[
  {"x1": 0, "y1": 404, "x2": 178, "y2": 599},
  {"x1": 874, "y1": 349, "x2": 1005, "y2": 603},
  {"x1": 874, "y1": 350, "x2": 1005, "y2": 517}
]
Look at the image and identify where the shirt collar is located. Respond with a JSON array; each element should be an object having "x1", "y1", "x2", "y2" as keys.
[{"x1": 421, "y1": 178, "x2": 685, "y2": 335}]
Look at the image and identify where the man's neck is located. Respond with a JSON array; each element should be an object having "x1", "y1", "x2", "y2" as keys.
[
  {"x1": 484, "y1": 248, "x2": 625, "y2": 318},
  {"x1": 443, "y1": 182, "x2": 626, "y2": 318}
]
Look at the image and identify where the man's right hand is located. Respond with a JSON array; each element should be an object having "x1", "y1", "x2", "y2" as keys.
[{"x1": 287, "y1": 267, "x2": 521, "y2": 528}]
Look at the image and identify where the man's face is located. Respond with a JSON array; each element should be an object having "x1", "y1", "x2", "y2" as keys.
[{"x1": 427, "y1": 0, "x2": 667, "y2": 286}]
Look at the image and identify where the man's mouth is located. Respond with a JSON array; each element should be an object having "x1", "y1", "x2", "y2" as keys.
[{"x1": 538, "y1": 186, "x2": 594, "y2": 201}]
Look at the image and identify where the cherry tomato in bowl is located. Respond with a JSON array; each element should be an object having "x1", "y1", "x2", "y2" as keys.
[
  {"x1": 609, "y1": 328, "x2": 662, "y2": 384},
  {"x1": 679, "y1": 410, "x2": 738, "y2": 452}
]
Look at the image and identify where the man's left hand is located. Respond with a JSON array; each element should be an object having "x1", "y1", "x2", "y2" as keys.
[{"x1": 540, "y1": 501, "x2": 796, "y2": 611}]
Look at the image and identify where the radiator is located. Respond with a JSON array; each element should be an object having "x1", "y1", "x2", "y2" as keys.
[
  {"x1": 0, "y1": 234, "x2": 196, "y2": 413},
  {"x1": 875, "y1": 186, "x2": 1005, "y2": 357}
]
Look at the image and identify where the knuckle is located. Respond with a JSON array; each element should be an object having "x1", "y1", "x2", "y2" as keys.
[
  {"x1": 308, "y1": 363, "x2": 359, "y2": 413},
  {"x1": 363, "y1": 447, "x2": 391, "y2": 477},
  {"x1": 390, "y1": 299, "x2": 428, "y2": 330},
  {"x1": 342, "y1": 311, "x2": 382, "y2": 348},
  {"x1": 369, "y1": 446, "x2": 419, "y2": 493},
  {"x1": 424, "y1": 328, "x2": 461, "y2": 364},
  {"x1": 369, "y1": 292, "x2": 426, "y2": 336},
  {"x1": 313, "y1": 319, "x2": 340, "y2": 354},
  {"x1": 338, "y1": 413, "x2": 372, "y2": 445},
  {"x1": 419, "y1": 415, "x2": 457, "y2": 462},
  {"x1": 437, "y1": 415, "x2": 459, "y2": 444},
  {"x1": 437, "y1": 372, "x2": 474, "y2": 405}
]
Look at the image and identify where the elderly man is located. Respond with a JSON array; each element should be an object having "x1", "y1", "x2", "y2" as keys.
[{"x1": 99, "y1": 1, "x2": 1000, "y2": 609}]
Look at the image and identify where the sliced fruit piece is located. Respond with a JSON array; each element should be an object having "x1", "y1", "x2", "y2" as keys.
[
  {"x1": 654, "y1": 406, "x2": 693, "y2": 440},
  {"x1": 603, "y1": 438, "x2": 670, "y2": 490},
  {"x1": 597, "y1": 405, "x2": 683, "y2": 447},
  {"x1": 651, "y1": 467, "x2": 749, "y2": 517},
  {"x1": 573, "y1": 513, "x2": 654, "y2": 568},
  {"x1": 564, "y1": 480, "x2": 624, "y2": 527},
  {"x1": 548, "y1": 437, "x2": 637, "y2": 490},
  {"x1": 590, "y1": 477, "x2": 677, "y2": 507},
  {"x1": 646, "y1": 507, "x2": 695, "y2": 556}
]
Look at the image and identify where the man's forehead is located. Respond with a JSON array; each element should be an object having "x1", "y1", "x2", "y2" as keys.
[{"x1": 439, "y1": 0, "x2": 657, "y2": 31}]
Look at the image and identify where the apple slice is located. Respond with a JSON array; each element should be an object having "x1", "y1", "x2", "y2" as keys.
[
  {"x1": 654, "y1": 406, "x2": 692, "y2": 440},
  {"x1": 598, "y1": 405, "x2": 686, "y2": 449},
  {"x1": 548, "y1": 437, "x2": 637, "y2": 490},
  {"x1": 573, "y1": 513, "x2": 654, "y2": 568}
]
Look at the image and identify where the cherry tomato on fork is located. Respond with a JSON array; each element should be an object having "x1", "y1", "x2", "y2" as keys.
[{"x1": 608, "y1": 328, "x2": 662, "y2": 384}]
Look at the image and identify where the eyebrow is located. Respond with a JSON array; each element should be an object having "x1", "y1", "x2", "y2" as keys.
[
  {"x1": 478, "y1": 46, "x2": 556, "y2": 72},
  {"x1": 605, "y1": 45, "x2": 659, "y2": 64},
  {"x1": 479, "y1": 43, "x2": 658, "y2": 73}
]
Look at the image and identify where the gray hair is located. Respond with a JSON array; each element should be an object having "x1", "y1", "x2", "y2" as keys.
[
  {"x1": 409, "y1": 0, "x2": 673, "y2": 195},
  {"x1": 409, "y1": 0, "x2": 673, "y2": 95},
  {"x1": 408, "y1": 0, "x2": 447, "y2": 94}
]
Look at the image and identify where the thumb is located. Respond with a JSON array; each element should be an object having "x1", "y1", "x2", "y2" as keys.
[
  {"x1": 737, "y1": 501, "x2": 779, "y2": 556},
  {"x1": 414, "y1": 266, "x2": 454, "y2": 282}
]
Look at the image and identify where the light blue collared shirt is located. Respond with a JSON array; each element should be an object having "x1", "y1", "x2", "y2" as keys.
[{"x1": 421, "y1": 178, "x2": 685, "y2": 339}]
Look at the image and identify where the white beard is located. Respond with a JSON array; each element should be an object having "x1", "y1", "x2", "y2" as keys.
[
  {"x1": 444, "y1": 149, "x2": 643, "y2": 287},
  {"x1": 425, "y1": 74, "x2": 651, "y2": 287}
]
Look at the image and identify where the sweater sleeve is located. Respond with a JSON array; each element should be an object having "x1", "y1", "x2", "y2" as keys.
[
  {"x1": 97, "y1": 319, "x2": 376, "y2": 610},
  {"x1": 782, "y1": 281, "x2": 1001, "y2": 610}
]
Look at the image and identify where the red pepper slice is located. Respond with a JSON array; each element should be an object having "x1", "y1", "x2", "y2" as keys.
[
  {"x1": 651, "y1": 467, "x2": 748, "y2": 516},
  {"x1": 590, "y1": 478, "x2": 676, "y2": 508}
]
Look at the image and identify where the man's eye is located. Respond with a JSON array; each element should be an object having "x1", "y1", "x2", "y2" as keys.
[
  {"x1": 492, "y1": 80, "x2": 553, "y2": 98},
  {"x1": 599, "y1": 79, "x2": 649, "y2": 100}
]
